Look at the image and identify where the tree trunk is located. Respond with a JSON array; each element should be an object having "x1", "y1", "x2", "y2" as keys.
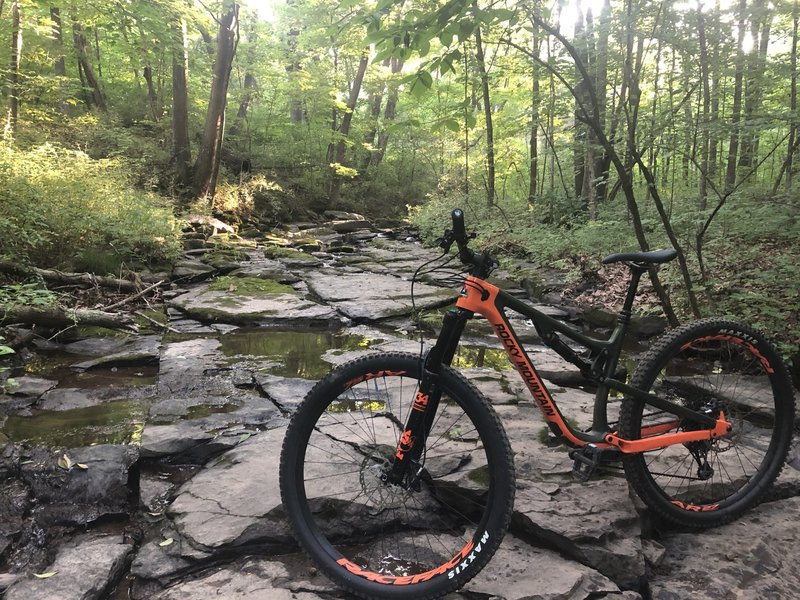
[
  {"x1": 5, "y1": 0, "x2": 21, "y2": 136},
  {"x1": 143, "y1": 65, "x2": 161, "y2": 121},
  {"x1": 474, "y1": 17, "x2": 495, "y2": 205},
  {"x1": 229, "y1": 16, "x2": 258, "y2": 140},
  {"x1": 51, "y1": 7, "x2": 66, "y2": 76},
  {"x1": 172, "y1": 19, "x2": 191, "y2": 187},
  {"x1": 528, "y1": 40, "x2": 540, "y2": 207},
  {"x1": 193, "y1": 0, "x2": 239, "y2": 203},
  {"x1": 286, "y1": 26, "x2": 303, "y2": 123},
  {"x1": 724, "y1": 0, "x2": 747, "y2": 191},
  {"x1": 787, "y1": 8, "x2": 799, "y2": 191},
  {"x1": 373, "y1": 56, "x2": 404, "y2": 167},
  {"x1": 72, "y1": 19, "x2": 106, "y2": 111},
  {"x1": 698, "y1": 5, "x2": 711, "y2": 207},
  {"x1": 329, "y1": 51, "x2": 369, "y2": 203}
]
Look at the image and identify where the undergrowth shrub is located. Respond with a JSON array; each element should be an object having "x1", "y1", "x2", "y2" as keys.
[{"x1": 0, "y1": 143, "x2": 180, "y2": 272}]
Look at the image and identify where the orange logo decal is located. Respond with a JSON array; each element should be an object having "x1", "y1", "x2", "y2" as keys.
[
  {"x1": 412, "y1": 392, "x2": 429, "y2": 412},
  {"x1": 395, "y1": 429, "x2": 415, "y2": 460}
]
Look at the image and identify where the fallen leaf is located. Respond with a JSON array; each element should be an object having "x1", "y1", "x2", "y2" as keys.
[
  {"x1": 57, "y1": 454, "x2": 74, "y2": 470},
  {"x1": 75, "y1": 463, "x2": 89, "y2": 470},
  {"x1": 159, "y1": 537, "x2": 174, "y2": 547},
  {"x1": 33, "y1": 572, "x2": 57, "y2": 579},
  {"x1": 238, "y1": 432, "x2": 252, "y2": 443}
]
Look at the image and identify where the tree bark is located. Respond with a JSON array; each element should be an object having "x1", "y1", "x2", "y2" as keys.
[
  {"x1": 172, "y1": 19, "x2": 191, "y2": 187},
  {"x1": 193, "y1": 0, "x2": 239, "y2": 203},
  {"x1": 5, "y1": 0, "x2": 21, "y2": 136}
]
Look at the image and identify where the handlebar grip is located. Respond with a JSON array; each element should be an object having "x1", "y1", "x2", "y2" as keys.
[{"x1": 451, "y1": 208, "x2": 467, "y2": 243}]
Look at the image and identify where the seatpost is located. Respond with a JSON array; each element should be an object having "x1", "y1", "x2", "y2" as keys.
[{"x1": 619, "y1": 265, "x2": 646, "y2": 325}]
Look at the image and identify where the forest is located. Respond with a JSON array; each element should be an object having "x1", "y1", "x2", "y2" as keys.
[{"x1": 0, "y1": 0, "x2": 797, "y2": 367}]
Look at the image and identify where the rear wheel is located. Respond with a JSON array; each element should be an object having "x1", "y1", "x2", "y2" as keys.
[
  {"x1": 279, "y1": 352, "x2": 515, "y2": 599},
  {"x1": 619, "y1": 319, "x2": 794, "y2": 527}
]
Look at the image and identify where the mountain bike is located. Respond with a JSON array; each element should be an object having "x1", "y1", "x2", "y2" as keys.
[{"x1": 279, "y1": 208, "x2": 794, "y2": 600}]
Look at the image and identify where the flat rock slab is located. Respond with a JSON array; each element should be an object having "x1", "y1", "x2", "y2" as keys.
[
  {"x1": 69, "y1": 336, "x2": 161, "y2": 371},
  {"x1": 167, "y1": 428, "x2": 290, "y2": 553},
  {"x1": 152, "y1": 556, "x2": 335, "y2": 600},
  {"x1": 168, "y1": 285, "x2": 341, "y2": 327},
  {"x1": 5, "y1": 534, "x2": 132, "y2": 600},
  {"x1": 649, "y1": 496, "x2": 800, "y2": 599},
  {"x1": 464, "y1": 534, "x2": 623, "y2": 600},
  {"x1": 304, "y1": 269, "x2": 454, "y2": 320}
]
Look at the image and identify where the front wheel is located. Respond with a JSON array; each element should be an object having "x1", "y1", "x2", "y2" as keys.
[
  {"x1": 279, "y1": 352, "x2": 515, "y2": 599},
  {"x1": 619, "y1": 318, "x2": 795, "y2": 527}
]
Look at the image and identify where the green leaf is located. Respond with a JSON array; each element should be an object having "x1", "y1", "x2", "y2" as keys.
[
  {"x1": 444, "y1": 119, "x2": 460, "y2": 132},
  {"x1": 439, "y1": 30, "x2": 454, "y2": 47},
  {"x1": 418, "y1": 71, "x2": 433, "y2": 89}
]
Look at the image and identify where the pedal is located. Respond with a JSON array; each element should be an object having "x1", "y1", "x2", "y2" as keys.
[{"x1": 569, "y1": 444, "x2": 621, "y2": 482}]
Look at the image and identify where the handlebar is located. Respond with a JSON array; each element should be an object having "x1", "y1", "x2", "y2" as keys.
[{"x1": 438, "y1": 208, "x2": 498, "y2": 278}]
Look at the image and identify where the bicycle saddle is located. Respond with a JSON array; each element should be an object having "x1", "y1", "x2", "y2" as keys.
[{"x1": 601, "y1": 248, "x2": 678, "y2": 265}]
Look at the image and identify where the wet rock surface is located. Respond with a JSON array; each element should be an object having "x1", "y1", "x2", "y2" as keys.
[{"x1": 0, "y1": 214, "x2": 798, "y2": 599}]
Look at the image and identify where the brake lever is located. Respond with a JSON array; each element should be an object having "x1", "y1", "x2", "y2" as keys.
[{"x1": 438, "y1": 229, "x2": 455, "y2": 253}]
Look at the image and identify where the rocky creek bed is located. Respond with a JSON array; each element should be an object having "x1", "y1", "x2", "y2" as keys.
[{"x1": 1, "y1": 212, "x2": 799, "y2": 600}]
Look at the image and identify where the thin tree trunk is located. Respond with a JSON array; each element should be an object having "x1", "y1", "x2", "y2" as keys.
[
  {"x1": 229, "y1": 15, "x2": 258, "y2": 140},
  {"x1": 143, "y1": 66, "x2": 161, "y2": 121},
  {"x1": 72, "y1": 19, "x2": 106, "y2": 111},
  {"x1": 786, "y1": 8, "x2": 799, "y2": 191},
  {"x1": 194, "y1": 0, "x2": 239, "y2": 202},
  {"x1": 373, "y1": 56, "x2": 404, "y2": 167},
  {"x1": 51, "y1": 7, "x2": 66, "y2": 76},
  {"x1": 329, "y1": 51, "x2": 369, "y2": 203},
  {"x1": 725, "y1": 0, "x2": 747, "y2": 191},
  {"x1": 528, "y1": 40, "x2": 540, "y2": 207},
  {"x1": 5, "y1": 0, "x2": 21, "y2": 136},
  {"x1": 172, "y1": 19, "x2": 191, "y2": 187},
  {"x1": 698, "y1": 5, "x2": 711, "y2": 208},
  {"x1": 474, "y1": 16, "x2": 495, "y2": 205}
]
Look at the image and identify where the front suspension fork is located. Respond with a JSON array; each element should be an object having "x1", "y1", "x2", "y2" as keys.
[{"x1": 383, "y1": 308, "x2": 472, "y2": 486}]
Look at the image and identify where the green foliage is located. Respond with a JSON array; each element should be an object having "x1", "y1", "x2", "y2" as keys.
[
  {"x1": 0, "y1": 284, "x2": 58, "y2": 311},
  {"x1": 0, "y1": 143, "x2": 180, "y2": 272}
]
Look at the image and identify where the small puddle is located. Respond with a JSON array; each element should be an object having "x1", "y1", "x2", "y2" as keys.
[
  {"x1": 218, "y1": 329, "x2": 383, "y2": 379},
  {"x1": 2, "y1": 399, "x2": 149, "y2": 447}
]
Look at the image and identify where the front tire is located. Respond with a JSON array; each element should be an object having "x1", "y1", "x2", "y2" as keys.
[
  {"x1": 279, "y1": 352, "x2": 515, "y2": 599},
  {"x1": 619, "y1": 319, "x2": 794, "y2": 527}
]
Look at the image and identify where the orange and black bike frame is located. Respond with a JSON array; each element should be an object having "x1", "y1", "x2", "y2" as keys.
[{"x1": 385, "y1": 262, "x2": 731, "y2": 484}]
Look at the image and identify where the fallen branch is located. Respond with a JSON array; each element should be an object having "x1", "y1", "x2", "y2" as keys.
[
  {"x1": 133, "y1": 310, "x2": 180, "y2": 334},
  {"x1": 1, "y1": 306, "x2": 137, "y2": 331},
  {"x1": 104, "y1": 280, "x2": 164, "y2": 311},
  {"x1": 0, "y1": 262, "x2": 139, "y2": 292}
]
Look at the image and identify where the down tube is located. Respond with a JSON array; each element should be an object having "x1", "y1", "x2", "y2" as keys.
[{"x1": 456, "y1": 277, "x2": 586, "y2": 447}]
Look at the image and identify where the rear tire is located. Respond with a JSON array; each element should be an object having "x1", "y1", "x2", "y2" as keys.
[
  {"x1": 280, "y1": 352, "x2": 515, "y2": 599},
  {"x1": 619, "y1": 319, "x2": 794, "y2": 527}
]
